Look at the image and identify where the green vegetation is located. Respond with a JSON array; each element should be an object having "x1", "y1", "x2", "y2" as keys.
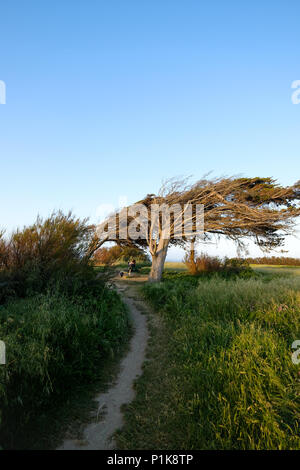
[
  {"x1": 164, "y1": 262, "x2": 187, "y2": 271},
  {"x1": 118, "y1": 272, "x2": 300, "y2": 450},
  {"x1": 2, "y1": 208, "x2": 300, "y2": 451},
  {"x1": 184, "y1": 254, "x2": 257, "y2": 279},
  {"x1": 0, "y1": 211, "x2": 97, "y2": 303},
  {"x1": 165, "y1": 260, "x2": 300, "y2": 279},
  {"x1": 252, "y1": 265, "x2": 300, "y2": 276},
  {"x1": 0, "y1": 211, "x2": 131, "y2": 449},
  {"x1": 93, "y1": 245, "x2": 150, "y2": 266},
  {"x1": 0, "y1": 285, "x2": 130, "y2": 448}
]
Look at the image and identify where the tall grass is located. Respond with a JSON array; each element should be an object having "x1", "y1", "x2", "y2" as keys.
[
  {"x1": 141, "y1": 276, "x2": 300, "y2": 449},
  {"x1": 0, "y1": 284, "x2": 130, "y2": 448},
  {"x1": 0, "y1": 211, "x2": 131, "y2": 448}
]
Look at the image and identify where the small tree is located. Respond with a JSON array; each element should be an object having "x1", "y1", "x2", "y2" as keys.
[
  {"x1": 93, "y1": 245, "x2": 123, "y2": 265},
  {"x1": 118, "y1": 246, "x2": 150, "y2": 263},
  {"x1": 93, "y1": 245, "x2": 149, "y2": 265},
  {"x1": 92, "y1": 177, "x2": 300, "y2": 282}
]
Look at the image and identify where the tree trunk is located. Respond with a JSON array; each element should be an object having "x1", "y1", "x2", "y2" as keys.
[
  {"x1": 189, "y1": 237, "x2": 196, "y2": 274},
  {"x1": 190, "y1": 239, "x2": 195, "y2": 262},
  {"x1": 148, "y1": 241, "x2": 169, "y2": 282}
]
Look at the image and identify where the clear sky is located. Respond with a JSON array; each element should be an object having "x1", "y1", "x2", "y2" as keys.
[{"x1": 1, "y1": 0, "x2": 300, "y2": 259}]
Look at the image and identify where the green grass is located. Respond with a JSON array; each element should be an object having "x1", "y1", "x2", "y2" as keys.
[
  {"x1": 164, "y1": 262, "x2": 187, "y2": 271},
  {"x1": 252, "y1": 265, "x2": 300, "y2": 276},
  {"x1": 165, "y1": 262, "x2": 300, "y2": 276},
  {"x1": 117, "y1": 274, "x2": 300, "y2": 450},
  {"x1": 0, "y1": 284, "x2": 130, "y2": 449}
]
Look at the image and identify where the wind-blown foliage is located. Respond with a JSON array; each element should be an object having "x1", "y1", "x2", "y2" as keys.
[
  {"x1": 93, "y1": 176, "x2": 300, "y2": 281},
  {"x1": 0, "y1": 211, "x2": 96, "y2": 302}
]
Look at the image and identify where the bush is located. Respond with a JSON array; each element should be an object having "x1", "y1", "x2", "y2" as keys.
[
  {"x1": 184, "y1": 253, "x2": 255, "y2": 279},
  {"x1": 222, "y1": 257, "x2": 255, "y2": 278},
  {"x1": 0, "y1": 211, "x2": 96, "y2": 303},
  {"x1": 184, "y1": 252, "x2": 223, "y2": 275}
]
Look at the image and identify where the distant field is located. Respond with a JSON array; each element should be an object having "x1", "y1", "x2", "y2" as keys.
[
  {"x1": 164, "y1": 261, "x2": 187, "y2": 271},
  {"x1": 165, "y1": 262, "x2": 300, "y2": 276},
  {"x1": 95, "y1": 261, "x2": 300, "y2": 277},
  {"x1": 251, "y1": 265, "x2": 300, "y2": 276}
]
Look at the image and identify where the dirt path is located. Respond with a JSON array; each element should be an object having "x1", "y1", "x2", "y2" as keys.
[{"x1": 58, "y1": 281, "x2": 149, "y2": 450}]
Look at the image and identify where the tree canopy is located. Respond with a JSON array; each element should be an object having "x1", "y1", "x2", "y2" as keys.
[{"x1": 92, "y1": 176, "x2": 300, "y2": 281}]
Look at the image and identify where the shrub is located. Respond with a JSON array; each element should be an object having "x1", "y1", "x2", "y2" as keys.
[
  {"x1": 184, "y1": 252, "x2": 223, "y2": 275},
  {"x1": 0, "y1": 211, "x2": 96, "y2": 303},
  {"x1": 222, "y1": 257, "x2": 255, "y2": 278},
  {"x1": 184, "y1": 253, "x2": 255, "y2": 278}
]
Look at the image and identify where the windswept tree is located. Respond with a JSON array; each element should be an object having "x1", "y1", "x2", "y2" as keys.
[{"x1": 91, "y1": 177, "x2": 300, "y2": 282}]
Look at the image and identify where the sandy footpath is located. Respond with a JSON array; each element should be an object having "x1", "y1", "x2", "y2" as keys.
[{"x1": 58, "y1": 282, "x2": 149, "y2": 450}]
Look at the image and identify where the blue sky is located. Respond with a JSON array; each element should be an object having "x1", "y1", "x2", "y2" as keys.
[{"x1": 0, "y1": 0, "x2": 300, "y2": 259}]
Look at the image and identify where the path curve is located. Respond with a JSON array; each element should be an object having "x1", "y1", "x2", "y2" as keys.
[{"x1": 58, "y1": 282, "x2": 148, "y2": 450}]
